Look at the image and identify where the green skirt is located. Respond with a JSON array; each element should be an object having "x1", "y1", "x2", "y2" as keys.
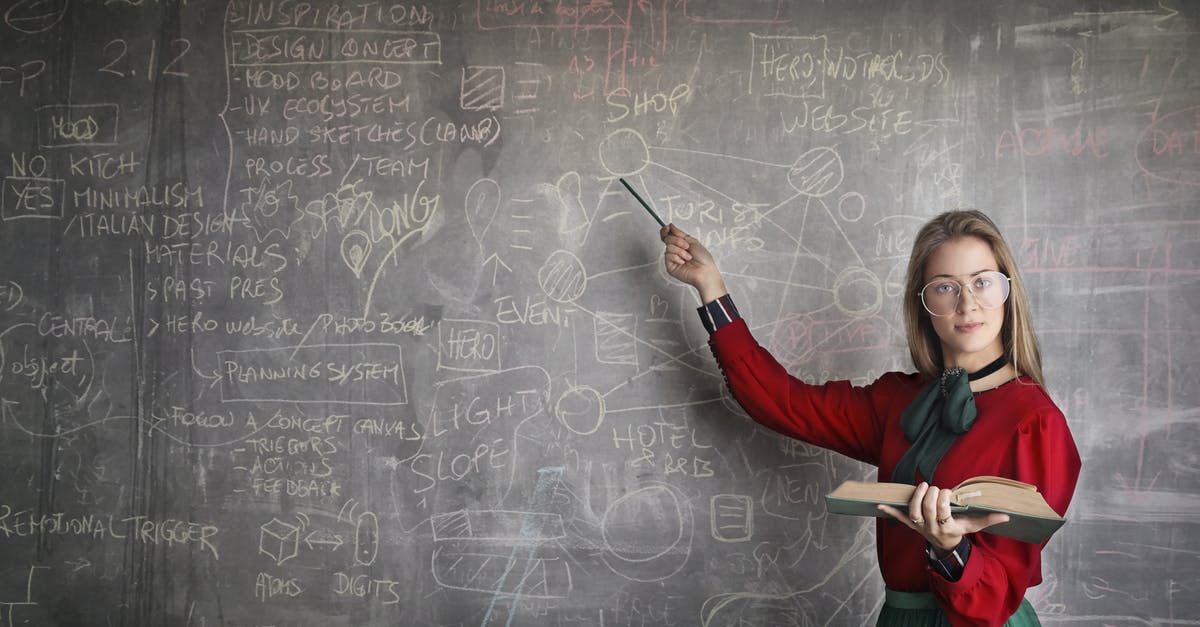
[{"x1": 877, "y1": 589, "x2": 1040, "y2": 626}]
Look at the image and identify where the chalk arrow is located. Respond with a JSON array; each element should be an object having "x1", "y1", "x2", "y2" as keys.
[
  {"x1": 304, "y1": 530, "x2": 344, "y2": 551},
  {"x1": 483, "y1": 253, "x2": 512, "y2": 286}
]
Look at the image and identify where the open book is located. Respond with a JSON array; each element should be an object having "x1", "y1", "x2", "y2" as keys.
[{"x1": 824, "y1": 476, "x2": 1065, "y2": 544}]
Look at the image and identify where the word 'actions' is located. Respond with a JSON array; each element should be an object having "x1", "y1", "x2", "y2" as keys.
[{"x1": 995, "y1": 126, "x2": 1108, "y2": 159}]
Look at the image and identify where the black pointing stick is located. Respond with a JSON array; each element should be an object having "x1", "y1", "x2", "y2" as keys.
[{"x1": 618, "y1": 177, "x2": 666, "y2": 228}]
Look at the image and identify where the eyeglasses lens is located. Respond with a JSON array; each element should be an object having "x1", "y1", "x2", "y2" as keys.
[{"x1": 920, "y1": 272, "x2": 1010, "y2": 316}]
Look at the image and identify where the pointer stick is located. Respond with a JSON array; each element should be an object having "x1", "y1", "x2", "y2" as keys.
[{"x1": 618, "y1": 177, "x2": 666, "y2": 228}]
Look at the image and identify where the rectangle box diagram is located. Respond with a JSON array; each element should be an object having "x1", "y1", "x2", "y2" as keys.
[
  {"x1": 437, "y1": 319, "x2": 501, "y2": 372},
  {"x1": 594, "y1": 311, "x2": 636, "y2": 366},
  {"x1": 748, "y1": 34, "x2": 826, "y2": 98},
  {"x1": 1, "y1": 177, "x2": 64, "y2": 220},
  {"x1": 711, "y1": 494, "x2": 753, "y2": 542},
  {"x1": 228, "y1": 29, "x2": 441, "y2": 66},
  {"x1": 218, "y1": 343, "x2": 408, "y2": 405},
  {"x1": 431, "y1": 509, "x2": 570, "y2": 598},
  {"x1": 36, "y1": 104, "x2": 119, "y2": 148}
]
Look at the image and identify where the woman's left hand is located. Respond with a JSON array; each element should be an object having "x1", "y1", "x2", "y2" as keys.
[{"x1": 878, "y1": 482, "x2": 1010, "y2": 553}]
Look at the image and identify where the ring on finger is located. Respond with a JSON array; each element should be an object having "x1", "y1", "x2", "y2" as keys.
[
  {"x1": 911, "y1": 517, "x2": 924, "y2": 525},
  {"x1": 937, "y1": 516, "x2": 950, "y2": 524}
]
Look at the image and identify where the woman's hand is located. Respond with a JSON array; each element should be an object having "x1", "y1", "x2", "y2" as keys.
[
  {"x1": 660, "y1": 223, "x2": 727, "y2": 301},
  {"x1": 878, "y1": 482, "x2": 1011, "y2": 553}
]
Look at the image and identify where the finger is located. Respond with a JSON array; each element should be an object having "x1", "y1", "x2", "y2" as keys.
[
  {"x1": 659, "y1": 225, "x2": 669, "y2": 241},
  {"x1": 664, "y1": 235, "x2": 690, "y2": 250},
  {"x1": 877, "y1": 504, "x2": 916, "y2": 530},
  {"x1": 936, "y1": 487, "x2": 953, "y2": 525},
  {"x1": 923, "y1": 486, "x2": 941, "y2": 526},
  {"x1": 908, "y1": 482, "x2": 928, "y2": 525},
  {"x1": 666, "y1": 253, "x2": 686, "y2": 267},
  {"x1": 961, "y1": 512, "x2": 1011, "y2": 534},
  {"x1": 665, "y1": 245, "x2": 692, "y2": 261}
]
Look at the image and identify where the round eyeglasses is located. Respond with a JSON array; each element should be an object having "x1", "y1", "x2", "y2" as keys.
[{"x1": 919, "y1": 271, "x2": 1011, "y2": 317}]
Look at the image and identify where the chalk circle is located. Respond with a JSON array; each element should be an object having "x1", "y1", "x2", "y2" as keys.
[
  {"x1": 1135, "y1": 105, "x2": 1200, "y2": 187},
  {"x1": 837, "y1": 192, "x2": 866, "y2": 222},
  {"x1": 833, "y1": 267, "x2": 882, "y2": 318},
  {"x1": 5, "y1": 0, "x2": 68, "y2": 34},
  {"x1": 258, "y1": 200, "x2": 279, "y2": 218},
  {"x1": 602, "y1": 484, "x2": 687, "y2": 563},
  {"x1": 538, "y1": 250, "x2": 587, "y2": 303},
  {"x1": 258, "y1": 180, "x2": 290, "y2": 219},
  {"x1": 555, "y1": 386, "x2": 605, "y2": 435},
  {"x1": 786, "y1": 147, "x2": 844, "y2": 197},
  {"x1": 598, "y1": 128, "x2": 650, "y2": 177}
]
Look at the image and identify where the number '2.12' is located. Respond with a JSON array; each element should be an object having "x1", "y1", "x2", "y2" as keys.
[{"x1": 98, "y1": 38, "x2": 190, "y2": 79}]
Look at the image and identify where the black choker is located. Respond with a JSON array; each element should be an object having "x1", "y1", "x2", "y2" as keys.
[{"x1": 966, "y1": 354, "x2": 1008, "y2": 381}]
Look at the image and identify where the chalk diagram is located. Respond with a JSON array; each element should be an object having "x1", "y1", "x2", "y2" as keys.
[
  {"x1": 457, "y1": 125, "x2": 901, "y2": 440},
  {"x1": 3, "y1": 0, "x2": 68, "y2": 34},
  {"x1": 381, "y1": 363, "x2": 704, "y2": 611},
  {"x1": 460, "y1": 125, "x2": 901, "y2": 433},
  {"x1": 0, "y1": 566, "x2": 47, "y2": 627},
  {"x1": 257, "y1": 504, "x2": 379, "y2": 567},
  {"x1": 378, "y1": 123, "x2": 907, "y2": 619},
  {"x1": 0, "y1": 318, "x2": 105, "y2": 438}
]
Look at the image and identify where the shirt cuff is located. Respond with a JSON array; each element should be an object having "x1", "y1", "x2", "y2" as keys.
[
  {"x1": 927, "y1": 537, "x2": 971, "y2": 582},
  {"x1": 696, "y1": 294, "x2": 741, "y2": 334}
]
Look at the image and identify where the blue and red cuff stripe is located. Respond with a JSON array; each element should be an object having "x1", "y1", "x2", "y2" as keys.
[{"x1": 697, "y1": 293, "x2": 741, "y2": 334}]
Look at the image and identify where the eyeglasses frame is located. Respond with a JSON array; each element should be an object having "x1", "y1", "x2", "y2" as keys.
[{"x1": 918, "y1": 271, "x2": 1011, "y2": 317}]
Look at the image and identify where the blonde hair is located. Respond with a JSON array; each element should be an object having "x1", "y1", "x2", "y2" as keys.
[{"x1": 902, "y1": 210, "x2": 1045, "y2": 387}]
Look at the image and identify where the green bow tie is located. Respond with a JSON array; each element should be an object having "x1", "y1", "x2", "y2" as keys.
[{"x1": 891, "y1": 368, "x2": 977, "y2": 485}]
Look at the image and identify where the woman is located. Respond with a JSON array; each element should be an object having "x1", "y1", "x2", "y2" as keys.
[{"x1": 659, "y1": 210, "x2": 1080, "y2": 626}]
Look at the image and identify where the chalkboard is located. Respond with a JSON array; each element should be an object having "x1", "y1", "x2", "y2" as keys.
[{"x1": 1, "y1": 1, "x2": 1197, "y2": 625}]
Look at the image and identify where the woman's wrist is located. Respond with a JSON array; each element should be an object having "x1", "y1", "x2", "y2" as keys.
[
  {"x1": 697, "y1": 277, "x2": 728, "y2": 304},
  {"x1": 931, "y1": 536, "x2": 961, "y2": 555}
]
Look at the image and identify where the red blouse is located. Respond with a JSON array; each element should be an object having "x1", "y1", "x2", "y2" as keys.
[{"x1": 709, "y1": 318, "x2": 1081, "y2": 627}]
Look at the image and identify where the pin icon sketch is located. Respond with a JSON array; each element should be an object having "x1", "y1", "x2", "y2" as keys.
[
  {"x1": 465, "y1": 177, "x2": 502, "y2": 248},
  {"x1": 340, "y1": 230, "x2": 372, "y2": 278}
]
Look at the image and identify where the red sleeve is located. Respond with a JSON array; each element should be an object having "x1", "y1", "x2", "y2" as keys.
[
  {"x1": 708, "y1": 318, "x2": 892, "y2": 465},
  {"x1": 930, "y1": 406, "x2": 1081, "y2": 626}
]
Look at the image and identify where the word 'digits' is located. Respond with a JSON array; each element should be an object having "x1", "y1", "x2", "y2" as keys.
[{"x1": 334, "y1": 572, "x2": 401, "y2": 604}]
